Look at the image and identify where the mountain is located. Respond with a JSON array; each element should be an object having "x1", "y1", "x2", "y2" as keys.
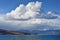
[
  {"x1": 19, "y1": 30, "x2": 60, "y2": 35},
  {"x1": 0, "y1": 29, "x2": 30, "y2": 35},
  {"x1": 31, "y1": 30, "x2": 60, "y2": 35},
  {"x1": 0, "y1": 29, "x2": 60, "y2": 35}
]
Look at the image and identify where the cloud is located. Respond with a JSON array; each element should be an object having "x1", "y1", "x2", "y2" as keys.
[
  {"x1": 5, "y1": 1, "x2": 42, "y2": 20},
  {"x1": 0, "y1": 1, "x2": 60, "y2": 31}
]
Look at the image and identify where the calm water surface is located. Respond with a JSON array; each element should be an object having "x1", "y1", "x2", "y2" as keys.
[{"x1": 0, "y1": 35, "x2": 60, "y2": 40}]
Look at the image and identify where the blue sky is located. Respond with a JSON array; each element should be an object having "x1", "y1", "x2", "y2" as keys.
[
  {"x1": 0, "y1": 0, "x2": 60, "y2": 14},
  {"x1": 0, "y1": 0, "x2": 60, "y2": 31}
]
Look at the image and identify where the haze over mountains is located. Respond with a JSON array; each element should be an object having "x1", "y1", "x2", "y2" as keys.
[{"x1": 0, "y1": 29, "x2": 60, "y2": 35}]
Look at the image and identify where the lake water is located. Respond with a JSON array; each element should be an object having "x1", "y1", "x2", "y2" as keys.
[{"x1": 0, "y1": 35, "x2": 60, "y2": 40}]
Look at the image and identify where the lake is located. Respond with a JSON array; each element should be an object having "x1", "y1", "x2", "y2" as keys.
[{"x1": 0, "y1": 35, "x2": 60, "y2": 40}]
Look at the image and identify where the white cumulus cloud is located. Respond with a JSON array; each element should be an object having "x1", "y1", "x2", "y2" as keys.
[{"x1": 0, "y1": 1, "x2": 60, "y2": 31}]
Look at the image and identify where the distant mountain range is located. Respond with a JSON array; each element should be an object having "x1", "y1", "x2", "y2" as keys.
[
  {"x1": 31, "y1": 30, "x2": 60, "y2": 35},
  {"x1": 0, "y1": 29, "x2": 60, "y2": 35},
  {"x1": 19, "y1": 30, "x2": 60, "y2": 35}
]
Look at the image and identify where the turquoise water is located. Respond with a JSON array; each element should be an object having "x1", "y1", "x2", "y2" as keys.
[{"x1": 0, "y1": 35, "x2": 60, "y2": 40}]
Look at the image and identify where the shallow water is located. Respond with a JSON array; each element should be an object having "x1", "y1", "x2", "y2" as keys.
[{"x1": 0, "y1": 35, "x2": 60, "y2": 40}]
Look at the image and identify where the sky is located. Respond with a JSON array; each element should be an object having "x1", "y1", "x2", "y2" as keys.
[
  {"x1": 0, "y1": 0, "x2": 60, "y2": 31},
  {"x1": 0, "y1": 0, "x2": 60, "y2": 14}
]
